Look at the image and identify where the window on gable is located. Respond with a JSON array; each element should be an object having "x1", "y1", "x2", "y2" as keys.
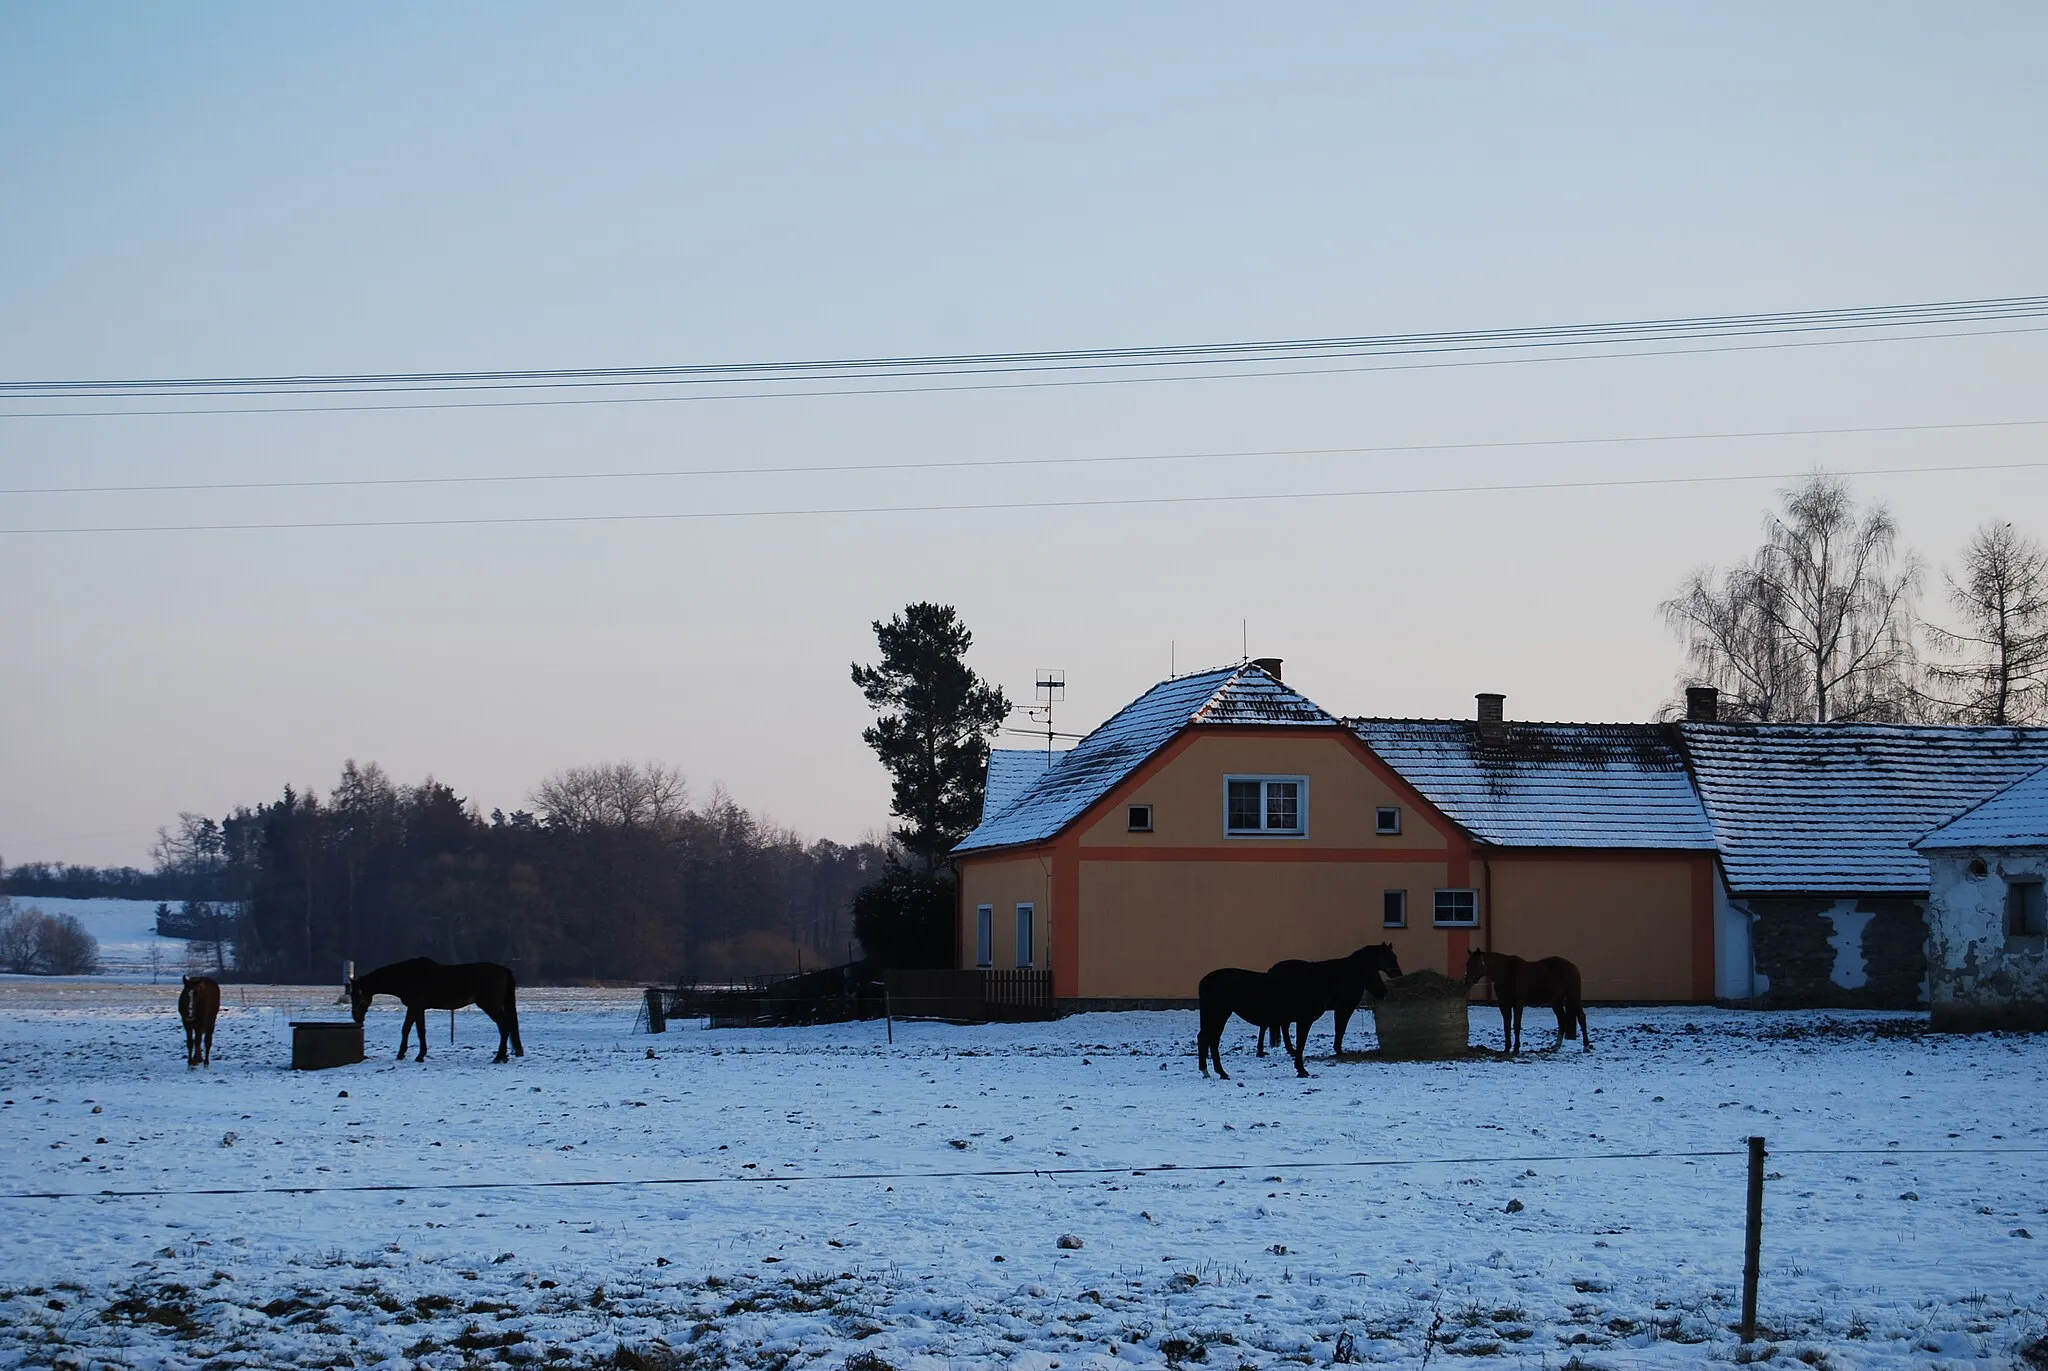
[
  {"x1": 1383, "y1": 889, "x2": 1407, "y2": 928},
  {"x1": 1376, "y1": 806, "x2": 1401, "y2": 835},
  {"x1": 1224, "y1": 776, "x2": 1307, "y2": 836},
  {"x1": 1127, "y1": 804, "x2": 1154, "y2": 833},
  {"x1": 1433, "y1": 889, "x2": 1479, "y2": 927},
  {"x1": 2009, "y1": 879, "x2": 2047, "y2": 938}
]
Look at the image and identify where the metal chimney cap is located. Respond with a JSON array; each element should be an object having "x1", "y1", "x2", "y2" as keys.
[
  {"x1": 1250, "y1": 657, "x2": 1284, "y2": 681},
  {"x1": 1475, "y1": 692, "x2": 1505, "y2": 723}
]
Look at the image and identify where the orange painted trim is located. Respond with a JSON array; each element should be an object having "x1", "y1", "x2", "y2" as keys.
[
  {"x1": 1445, "y1": 927, "x2": 1470, "y2": 979},
  {"x1": 1690, "y1": 854, "x2": 1716, "y2": 1001},
  {"x1": 1052, "y1": 832, "x2": 1081, "y2": 999},
  {"x1": 954, "y1": 841, "x2": 1056, "y2": 866},
  {"x1": 1080, "y1": 846, "x2": 1455, "y2": 864}
]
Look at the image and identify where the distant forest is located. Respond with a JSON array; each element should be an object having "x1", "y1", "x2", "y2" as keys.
[{"x1": 22, "y1": 761, "x2": 888, "y2": 985}]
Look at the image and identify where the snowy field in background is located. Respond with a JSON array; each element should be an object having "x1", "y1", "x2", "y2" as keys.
[
  {"x1": 1, "y1": 988, "x2": 2044, "y2": 1369},
  {"x1": 0, "y1": 898, "x2": 219, "y2": 981}
]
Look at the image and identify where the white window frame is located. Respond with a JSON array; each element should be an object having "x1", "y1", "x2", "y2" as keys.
[
  {"x1": 1127, "y1": 803, "x2": 1154, "y2": 833},
  {"x1": 1433, "y1": 888, "x2": 1480, "y2": 928},
  {"x1": 1383, "y1": 889, "x2": 1408, "y2": 928},
  {"x1": 1223, "y1": 775, "x2": 1310, "y2": 838},
  {"x1": 975, "y1": 904, "x2": 994, "y2": 967},
  {"x1": 1375, "y1": 805, "x2": 1402, "y2": 835},
  {"x1": 1015, "y1": 903, "x2": 1035, "y2": 968}
]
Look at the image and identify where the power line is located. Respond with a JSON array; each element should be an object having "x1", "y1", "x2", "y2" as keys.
[
  {"x1": 7, "y1": 294, "x2": 2040, "y2": 398},
  {"x1": 5, "y1": 457, "x2": 2045, "y2": 537},
  {"x1": 4, "y1": 318, "x2": 2044, "y2": 419},
  {"x1": 6, "y1": 417, "x2": 2042, "y2": 499}
]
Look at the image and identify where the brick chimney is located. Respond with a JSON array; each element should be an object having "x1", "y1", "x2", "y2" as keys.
[
  {"x1": 1685, "y1": 686, "x2": 1720, "y2": 723},
  {"x1": 1251, "y1": 657, "x2": 1284, "y2": 681},
  {"x1": 1475, "y1": 692, "x2": 1506, "y2": 746}
]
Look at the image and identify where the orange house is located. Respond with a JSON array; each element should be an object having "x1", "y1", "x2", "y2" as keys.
[{"x1": 952, "y1": 661, "x2": 1729, "y2": 1009}]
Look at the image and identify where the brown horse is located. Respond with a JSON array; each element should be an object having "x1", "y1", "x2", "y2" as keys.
[
  {"x1": 1463, "y1": 948, "x2": 1590, "y2": 1054},
  {"x1": 178, "y1": 975, "x2": 220, "y2": 1068},
  {"x1": 349, "y1": 957, "x2": 524, "y2": 1063}
]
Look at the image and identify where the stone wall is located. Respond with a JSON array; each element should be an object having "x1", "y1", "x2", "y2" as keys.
[
  {"x1": 1747, "y1": 895, "x2": 1928, "y2": 1008},
  {"x1": 1925, "y1": 848, "x2": 2048, "y2": 1032}
]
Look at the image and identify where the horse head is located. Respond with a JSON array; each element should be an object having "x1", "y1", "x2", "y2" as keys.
[
  {"x1": 347, "y1": 977, "x2": 371, "y2": 1024},
  {"x1": 1374, "y1": 942, "x2": 1403, "y2": 980},
  {"x1": 1461, "y1": 946, "x2": 1488, "y2": 987}
]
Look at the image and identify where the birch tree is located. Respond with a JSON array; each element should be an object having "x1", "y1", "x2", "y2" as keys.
[{"x1": 1663, "y1": 473, "x2": 1920, "y2": 722}]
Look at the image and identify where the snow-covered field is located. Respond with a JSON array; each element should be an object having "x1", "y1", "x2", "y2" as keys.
[
  {"x1": 1, "y1": 987, "x2": 2044, "y2": 1369},
  {"x1": 1, "y1": 899, "x2": 219, "y2": 981}
]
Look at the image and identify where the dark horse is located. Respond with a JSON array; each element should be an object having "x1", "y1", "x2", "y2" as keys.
[
  {"x1": 1463, "y1": 948, "x2": 1591, "y2": 1054},
  {"x1": 348, "y1": 958, "x2": 524, "y2": 1063},
  {"x1": 178, "y1": 975, "x2": 220, "y2": 1068},
  {"x1": 1200, "y1": 945, "x2": 1400, "y2": 1079},
  {"x1": 1257, "y1": 943, "x2": 1404, "y2": 1057}
]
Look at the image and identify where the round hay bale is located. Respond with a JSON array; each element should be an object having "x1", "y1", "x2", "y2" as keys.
[{"x1": 1372, "y1": 969, "x2": 1470, "y2": 1060}]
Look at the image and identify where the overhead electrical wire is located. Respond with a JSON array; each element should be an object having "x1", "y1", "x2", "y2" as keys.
[
  {"x1": 6, "y1": 457, "x2": 2044, "y2": 537},
  {"x1": 2, "y1": 295, "x2": 2042, "y2": 417},
  {"x1": 4, "y1": 416, "x2": 2043, "y2": 498}
]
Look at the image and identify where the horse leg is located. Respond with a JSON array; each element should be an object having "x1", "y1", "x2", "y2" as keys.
[
  {"x1": 1511, "y1": 1004, "x2": 1525, "y2": 1055},
  {"x1": 1577, "y1": 1001, "x2": 1592, "y2": 1052},
  {"x1": 1255, "y1": 1025, "x2": 1268, "y2": 1057},
  {"x1": 490, "y1": 1006, "x2": 511, "y2": 1063},
  {"x1": 202, "y1": 1025, "x2": 213, "y2": 1067},
  {"x1": 1289, "y1": 1021, "x2": 1310, "y2": 1077},
  {"x1": 1332, "y1": 1006, "x2": 1354, "y2": 1056},
  {"x1": 506, "y1": 984, "x2": 524, "y2": 1057},
  {"x1": 1497, "y1": 1002, "x2": 1513, "y2": 1054}
]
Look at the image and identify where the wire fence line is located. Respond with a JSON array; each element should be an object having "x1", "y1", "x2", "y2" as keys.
[{"x1": 7, "y1": 1143, "x2": 2043, "y2": 1203}]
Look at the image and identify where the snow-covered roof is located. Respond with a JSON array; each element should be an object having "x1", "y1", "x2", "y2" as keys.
[
  {"x1": 1348, "y1": 720, "x2": 1717, "y2": 849},
  {"x1": 1681, "y1": 724, "x2": 2048, "y2": 893},
  {"x1": 1917, "y1": 764, "x2": 2048, "y2": 850},
  {"x1": 953, "y1": 663, "x2": 1338, "y2": 854},
  {"x1": 980, "y1": 749, "x2": 1058, "y2": 823}
]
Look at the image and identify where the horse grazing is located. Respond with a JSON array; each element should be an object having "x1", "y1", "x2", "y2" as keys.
[
  {"x1": 178, "y1": 975, "x2": 220, "y2": 1068},
  {"x1": 348, "y1": 958, "x2": 524, "y2": 1063},
  {"x1": 1258, "y1": 943, "x2": 1404, "y2": 1057},
  {"x1": 1463, "y1": 948, "x2": 1590, "y2": 1054}
]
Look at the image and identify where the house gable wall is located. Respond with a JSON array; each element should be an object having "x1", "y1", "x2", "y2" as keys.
[{"x1": 1926, "y1": 847, "x2": 2048, "y2": 1030}]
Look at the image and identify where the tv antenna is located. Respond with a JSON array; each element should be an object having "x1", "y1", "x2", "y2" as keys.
[{"x1": 1030, "y1": 669, "x2": 1065, "y2": 762}]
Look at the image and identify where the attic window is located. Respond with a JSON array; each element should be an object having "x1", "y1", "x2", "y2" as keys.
[
  {"x1": 1376, "y1": 806, "x2": 1401, "y2": 835},
  {"x1": 2009, "y1": 879, "x2": 2047, "y2": 938},
  {"x1": 1127, "y1": 804, "x2": 1154, "y2": 833},
  {"x1": 1225, "y1": 777, "x2": 1307, "y2": 837}
]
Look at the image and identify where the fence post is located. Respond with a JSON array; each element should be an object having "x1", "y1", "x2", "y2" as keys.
[
  {"x1": 1741, "y1": 1135, "x2": 1766, "y2": 1343},
  {"x1": 644, "y1": 987, "x2": 667, "y2": 1033},
  {"x1": 885, "y1": 988, "x2": 894, "y2": 1045}
]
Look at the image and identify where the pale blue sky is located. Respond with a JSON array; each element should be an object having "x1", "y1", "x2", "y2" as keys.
[{"x1": 4, "y1": 4, "x2": 2046, "y2": 864}]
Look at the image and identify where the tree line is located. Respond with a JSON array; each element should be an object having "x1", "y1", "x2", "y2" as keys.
[
  {"x1": 147, "y1": 761, "x2": 887, "y2": 985},
  {"x1": 1663, "y1": 473, "x2": 2048, "y2": 723}
]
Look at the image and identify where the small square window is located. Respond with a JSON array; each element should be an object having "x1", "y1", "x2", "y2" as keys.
[
  {"x1": 1433, "y1": 889, "x2": 1479, "y2": 927},
  {"x1": 1375, "y1": 806, "x2": 1401, "y2": 835},
  {"x1": 1383, "y1": 889, "x2": 1407, "y2": 928},
  {"x1": 2009, "y1": 880, "x2": 2047, "y2": 937},
  {"x1": 1127, "y1": 804, "x2": 1154, "y2": 833}
]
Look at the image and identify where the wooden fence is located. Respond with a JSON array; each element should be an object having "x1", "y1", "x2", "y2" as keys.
[{"x1": 884, "y1": 969, "x2": 1056, "y2": 1022}]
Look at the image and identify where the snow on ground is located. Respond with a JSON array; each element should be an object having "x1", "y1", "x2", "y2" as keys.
[
  {"x1": 2, "y1": 899, "x2": 217, "y2": 981},
  {"x1": 1, "y1": 987, "x2": 2044, "y2": 1369}
]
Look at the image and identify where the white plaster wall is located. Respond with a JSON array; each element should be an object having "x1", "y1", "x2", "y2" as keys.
[
  {"x1": 1715, "y1": 879, "x2": 1757, "y2": 1000},
  {"x1": 1925, "y1": 847, "x2": 2048, "y2": 1015}
]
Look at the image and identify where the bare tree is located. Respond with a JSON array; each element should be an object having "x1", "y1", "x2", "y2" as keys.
[
  {"x1": 1662, "y1": 472, "x2": 1920, "y2": 722},
  {"x1": 1922, "y1": 521, "x2": 2048, "y2": 724},
  {"x1": 531, "y1": 762, "x2": 689, "y2": 832}
]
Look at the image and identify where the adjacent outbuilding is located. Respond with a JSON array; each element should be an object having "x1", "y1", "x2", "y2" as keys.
[{"x1": 1915, "y1": 765, "x2": 2048, "y2": 1031}]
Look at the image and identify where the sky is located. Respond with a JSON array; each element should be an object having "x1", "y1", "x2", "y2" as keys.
[{"x1": 3, "y1": 4, "x2": 2046, "y2": 867}]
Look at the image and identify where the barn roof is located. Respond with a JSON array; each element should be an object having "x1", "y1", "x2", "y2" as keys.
[
  {"x1": 953, "y1": 663, "x2": 1338, "y2": 854},
  {"x1": 1680, "y1": 724, "x2": 2048, "y2": 893},
  {"x1": 1347, "y1": 720, "x2": 1717, "y2": 850},
  {"x1": 1916, "y1": 763, "x2": 2048, "y2": 850}
]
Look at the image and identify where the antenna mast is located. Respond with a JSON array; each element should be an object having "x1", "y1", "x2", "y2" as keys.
[{"x1": 1031, "y1": 670, "x2": 1065, "y2": 763}]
